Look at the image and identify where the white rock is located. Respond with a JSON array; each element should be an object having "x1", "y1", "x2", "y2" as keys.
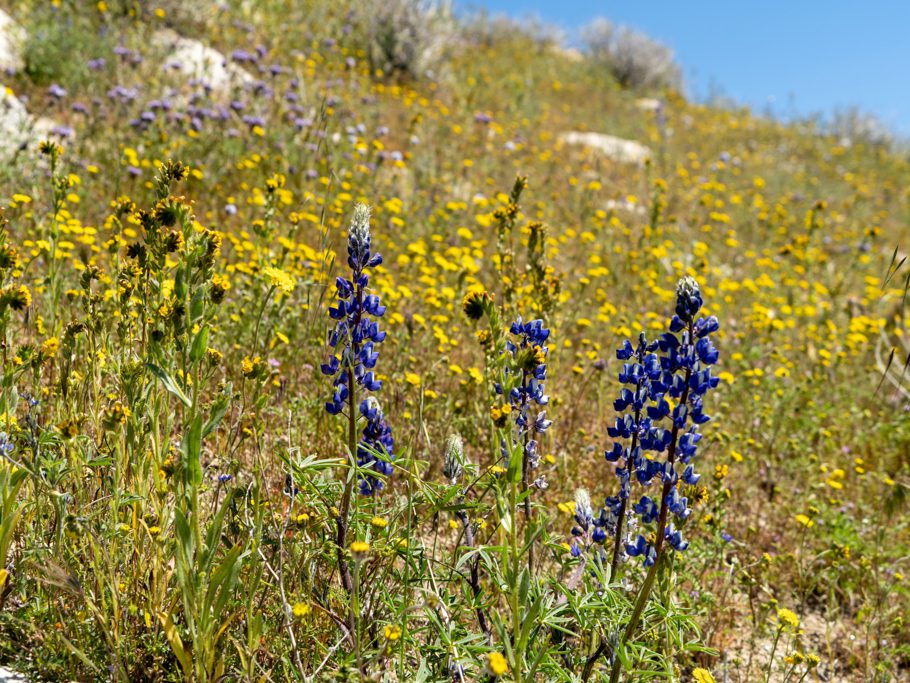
[
  {"x1": 0, "y1": 89, "x2": 70, "y2": 160},
  {"x1": 0, "y1": 10, "x2": 25, "y2": 73},
  {"x1": 559, "y1": 131, "x2": 651, "y2": 165},
  {"x1": 154, "y1": 29, "x2": 253, "y2": 92},
  {"x1": 0, "y1": 666, "x2": 27, "y2": 682},
  {"x1": 0, "y1": 87, "x2": 35, "y2": 158},
  {"x1": 635, "y1": 97, "x2": 661, "y2": 112},
  {"x1": 604, "y1": 198, "x2": 646, "y2": 215},
  {"x1": 34, "y1": 116, "x2": 61, "y2": 138}
]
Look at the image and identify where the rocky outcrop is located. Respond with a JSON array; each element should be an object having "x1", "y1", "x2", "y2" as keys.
[
  {"x1": 0, "y1": 666, "x2": 27, "y2": 682},
  {"x1": 559, "y1": 131, "x2": 651, "y2": 165},
  {"x1": 154, "y1": 29, "x2": 254, "y2": 92},
  {"x1": 0, "y1": 9, "x2": 25, "y2": 73}
]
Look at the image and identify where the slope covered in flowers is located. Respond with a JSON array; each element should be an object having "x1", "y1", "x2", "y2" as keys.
[{"x1": 0, "y1": 1, "x2": 908, "y2": 681}]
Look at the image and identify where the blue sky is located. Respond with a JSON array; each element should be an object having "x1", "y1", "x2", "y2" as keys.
[{"x1": 455, "y1": 1, "x2": 910, "y2": 135}]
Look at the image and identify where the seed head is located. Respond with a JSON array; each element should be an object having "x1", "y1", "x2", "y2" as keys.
[
  {"x1": 443, "y1": 434, "x2": 465, "y2": 483},
  {"x1": 574, "y1": 488, "x2": 593, "y2": 522},
  {"x1": 348, "y1": 202, "x2": 372, "y2": 266},
  {"x1": 675, "y1": 276, "x2": 702, "y2": 323}
]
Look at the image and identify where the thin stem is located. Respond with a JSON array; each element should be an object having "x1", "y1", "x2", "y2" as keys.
[
  {"x1": 352, "y1": 559, "x2": 364, "y2": 675},
  {"x1": 457, "y1": 508, "x2": 491, "y2": 638},
  {"x1": 508, "y1": 474, "x2": 523, "y2": 683},
  {"x1": 610, "y1": 556, "x2": 661, "y2": 683},
  {"x1": 520, "y1": 370, "x2": 533, "y2": 576},
  {"x1": 278, "y1": 455, "x2": 305, "y2": 675},
  {"x1": 764, "y1": 628, "x2": 783, "y2": 683},
  {"x1": 335, "y1": 365, "x2": 356, "y2": 596},
  {"x1": 251, "y1": 285, "x2": 275, "y2": 352},
  {"x1": 581, "y1": 638, "x2": 610, "y2": 682}
]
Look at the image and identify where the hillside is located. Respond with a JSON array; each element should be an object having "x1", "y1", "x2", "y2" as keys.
[{"x1": 0, "y1": 1, "x2": 908, "y2": 681}]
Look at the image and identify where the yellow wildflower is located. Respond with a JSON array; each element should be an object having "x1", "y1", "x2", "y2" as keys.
[
  {"x1": 777, "y1": 608, "x2": 799, "y2": 630},
  {"x1": 487, "y1": 652, "x2": 508, "y2": 677},
  {"x1": 263, "y1": 266, "x2": 295, "y2": 294}
]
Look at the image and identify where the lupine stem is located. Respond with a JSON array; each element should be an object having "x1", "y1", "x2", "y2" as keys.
[
  {"x1": 352, "y1": 558, "x2": 364, "y2": 675},
  {"x1": 335, "y1": 365, "x2": 356, "y2": 596},
  {"x1": 520, "y1": 371, "x2": 533, "y2": 576},
  {"x1": 580, "y1": 638, "x2": 610, "y2": 682},
  {"x1": 508, "y1": 473, "x2": 523, "y2": 683}
]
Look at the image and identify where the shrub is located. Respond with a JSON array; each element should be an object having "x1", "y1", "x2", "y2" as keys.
[
  {"x1": 355, "y1": 0, "x2": 455, "y2": 80},
  {"x1": 459, "y1": 10, "x2": 566, "y2": 53},
  {"x1": 828, "y1": 105, "x2": 891, "y2": 147},
  {"x1": 582, "y1": 17, "x2": 682, "y2": 91}
]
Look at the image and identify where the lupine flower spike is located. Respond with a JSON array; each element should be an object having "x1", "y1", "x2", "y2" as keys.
[
  {"x1": 608, "y1": 276, "x2": 720, "y2": 683},
  {"x1": 498, "y1": 316, "x2": 552, "y2": 573},
  {"x1": 322, "y1": 203, "x2": 386, "y2": 415},
  {"x1": 629, "y1": 276, "x2": 718, "y2": 562},
  {"x1": 321, "y1": 202, "x2": 394, "y2": 495},
  {"x1": 601, "y1": 330, "x2": 662, "y2": 576},
  {"x1": 322, "y1": 202, "x2": 392, "y2": 598},
  {"x1": 500, "y1": 316, "x2": 552, "y2": 487}
]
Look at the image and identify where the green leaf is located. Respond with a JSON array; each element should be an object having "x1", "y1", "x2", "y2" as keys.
[
  {"x1": 172, "y1": 509, "x2": 196, "y2": 607},
  {"x1": 189, "y1": 287, "x2": 205, "y2": 322},
  {"x1": 147, "y1": 363, "x2": 191, "y2": 407},
  {"x1": 202, "y1": 383, "x2": 232, "y2": 439},
  {"x1": 202, "y1": 495, "x2": 231, "y2": 571},
  {"x1": 1, "y1": 386, "x2": 18, "y2": 417},
  {"x1": 174, "y1": 268, "x2": 187, "y2": 301},
  {"x1": 206, "y1": 544, "x2": 243, "y2": 623},
  {"x1": 189, "y1": 325, "x2": 209, "y2": 364}
]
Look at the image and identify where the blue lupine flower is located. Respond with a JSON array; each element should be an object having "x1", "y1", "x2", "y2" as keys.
[
  {"x1": 356, "y1": 397, "x2": 394, "y2": 496},
  {"x1": 625, "y1": 535, "x2": 656, "y2": 566},
  {"x1": 322, "y1": 203, "x2": 387, "y2": 415},
  {"x1": 599, "y1": 277, "x2": 720, "y2": 568},
  {"x1": 322, "y1": 203, "x2": 394, "y2": 495},
  {"x1": 633, "y1": 496, "x2": 659, "y2": 523},
  {"x1": 572, "y1": 488, "x2": 594, "y2": 538},
  {"x1": 498, "y1": 316, "x2": 551, "y2": 478},
  {"x1": 570, "y1": 488, "x2": 610, "y2": 565},
  {"x1": 682, "y1": 464, "x2": 700, "y2": 485},
  {"x1": 630, "y1": 277, "x2": 718, "y2": 558},
  {"x1": 666, "y1": 524, "x2": 689, "y2": 552},
  {"x1": 674, "y1": 276, "x2": 703, "y2": 323},
  {"x1": 599, "y1": 332, "x2": 664, "y2": 571}
]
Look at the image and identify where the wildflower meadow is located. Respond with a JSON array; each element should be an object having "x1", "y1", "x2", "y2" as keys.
[{"x1": 0, "y1": 1, "x2": 908, "y2": 681}]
